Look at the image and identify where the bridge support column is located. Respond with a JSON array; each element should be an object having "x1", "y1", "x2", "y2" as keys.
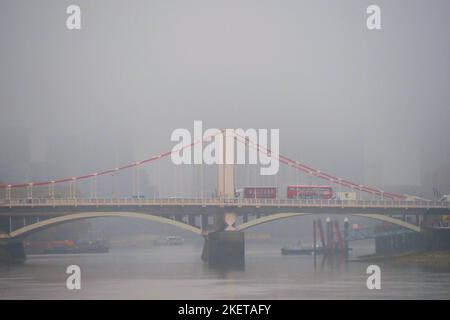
[
  {"x1": 0, "y1": 239, "x2": 26, "y2": 264},
  {"x1": 201, "y1": 214, "x2": 209, "y2": 232},
  {"x1": 188, "y1": 215, "x2": 196, "y2": 227},
  {"x1": 201, "y1": 231, "x2": 245, "y2": 269}
]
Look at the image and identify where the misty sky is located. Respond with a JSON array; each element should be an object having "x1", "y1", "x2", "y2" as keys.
[{"x1": 1, "y1": 0, "x2": 449, "y2": 195}]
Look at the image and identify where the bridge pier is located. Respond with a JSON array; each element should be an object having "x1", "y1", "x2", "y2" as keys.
[
  {"x1": 0, "y1": 239, "x2": 26, "y2": 264},
  {"x1": 201, "y1": 231, "x2": 245, "y2": 269},
  {"x1": 375, "y1": 228, "x2": 450, "y2": 254},
  {"x1": 201, "y1": 207, "x2": 245, "y2": 268}
]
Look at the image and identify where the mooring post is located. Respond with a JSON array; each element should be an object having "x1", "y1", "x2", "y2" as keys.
[
  {"x1": 317, "y1": 219, "x2": 326, "y2": 248},
  {"x1": 333, "y1": 220, "x2": 344, "y2": 251},
  {"x1": 343, "y1": 217, "x2": 349, "y2": 256},
  {"x1": 326, "y1": 217, "x2": 333, "y2": 252},
  {"x1": 313, "y1": 220, "x2": 317, "y2": 254},
  {"x1": 313, "y1": 219, "x2": 317, "y2": 268}
]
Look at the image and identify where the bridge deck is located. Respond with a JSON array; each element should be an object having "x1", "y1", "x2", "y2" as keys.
[{"x1": 0, "y1": 198, "x2": 448, "y2": 216}]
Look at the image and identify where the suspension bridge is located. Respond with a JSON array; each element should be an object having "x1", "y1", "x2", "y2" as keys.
[{"x1": 0, "y1": 130, "x2": 449, "y2": 265}]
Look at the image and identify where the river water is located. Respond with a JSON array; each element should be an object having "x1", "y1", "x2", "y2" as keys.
[{"x1": 0, "y1": 243, "x2": 449, "y2": 299}]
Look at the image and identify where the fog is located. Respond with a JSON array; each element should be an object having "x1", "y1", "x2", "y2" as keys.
[{"x1": 1, "y1": 0, "x2": 450, "y2": 198}]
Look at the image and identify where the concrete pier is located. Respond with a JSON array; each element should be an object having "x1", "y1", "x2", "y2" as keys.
[
  {"x1": 375, "y1": 228, "x2": 450, "y2": 254},
  {"x1": 201, "y1": 231, "x2": 245, "y2": 268},
  {"x1": 0, "y1": 239, "x2": 26, "y2": 264}
]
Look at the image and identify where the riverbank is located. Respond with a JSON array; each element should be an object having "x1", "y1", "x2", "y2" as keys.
[{"x1": 351, "y1": 250, "x2": 450, "y2": 269}]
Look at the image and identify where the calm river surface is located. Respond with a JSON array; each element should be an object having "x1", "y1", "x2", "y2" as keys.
[{"x1": 0, "y1": 243, "x2": 449, "y2": 299}]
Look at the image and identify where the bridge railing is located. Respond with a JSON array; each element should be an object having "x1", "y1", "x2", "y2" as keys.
[{"x1": 0, "y1": 197, "x2": 449, "y2": 209}]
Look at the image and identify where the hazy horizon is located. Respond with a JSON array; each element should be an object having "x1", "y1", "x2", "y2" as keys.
[{"x1": 1, "y1": 0, "x2": 449, "y2": 197}]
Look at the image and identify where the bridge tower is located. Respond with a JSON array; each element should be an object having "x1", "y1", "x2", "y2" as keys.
[
  {"x1": 215, "y1": 129, "x2": 237, "y2": 230},
  {"x1": 217, "y1": 129, "x2": 235, "y2": 199}
]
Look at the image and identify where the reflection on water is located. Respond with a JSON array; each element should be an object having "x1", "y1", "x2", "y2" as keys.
[{"x1": 0, "y1": 243, "x2": 449, "y2": 299}]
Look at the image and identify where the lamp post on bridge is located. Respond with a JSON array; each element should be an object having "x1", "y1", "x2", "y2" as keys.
[
  {"x1": 49, "y1": 181, "x2": 55, "y2": 199},
  {"x1": 6, "y1": 185, "x2": 11, "y2": 201},
  {"x1": 91, "y1": 174, "x2": 98, "y2": 199},
  {"x1": 27, "y1": 183, "x2": 33, "y2": 200},
  {"x1": 132, "y1": 163, "x2": 140, "y2": 198},
  {"x1": 70, "y1": 177, "x2": 76, "y2": 199}
]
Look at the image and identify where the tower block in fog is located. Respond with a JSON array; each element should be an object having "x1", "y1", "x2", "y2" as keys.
[{"x1": 217, "y1": 129, "x2": 235, "y2": 199}]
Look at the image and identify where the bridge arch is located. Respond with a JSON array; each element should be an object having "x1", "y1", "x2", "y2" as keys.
[
  {"x1": 236, "y1": 212, "x2": 421, "y2": 233},
  {"x1": 9, "y1": 212, "x2": 203, "y2": 239}
]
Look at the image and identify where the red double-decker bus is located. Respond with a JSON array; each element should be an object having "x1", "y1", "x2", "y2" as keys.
[{"x1": 287, "y1": 185, "x2": 333, "y2": 199}]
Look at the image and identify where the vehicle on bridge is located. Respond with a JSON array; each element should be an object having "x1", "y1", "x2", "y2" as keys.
[
  {"x1": 235, "y1": 187, "x2": 277, "y2": 199},
  {"x1": 287, "y1": 185, "x2": 333, "y2": 200}
]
